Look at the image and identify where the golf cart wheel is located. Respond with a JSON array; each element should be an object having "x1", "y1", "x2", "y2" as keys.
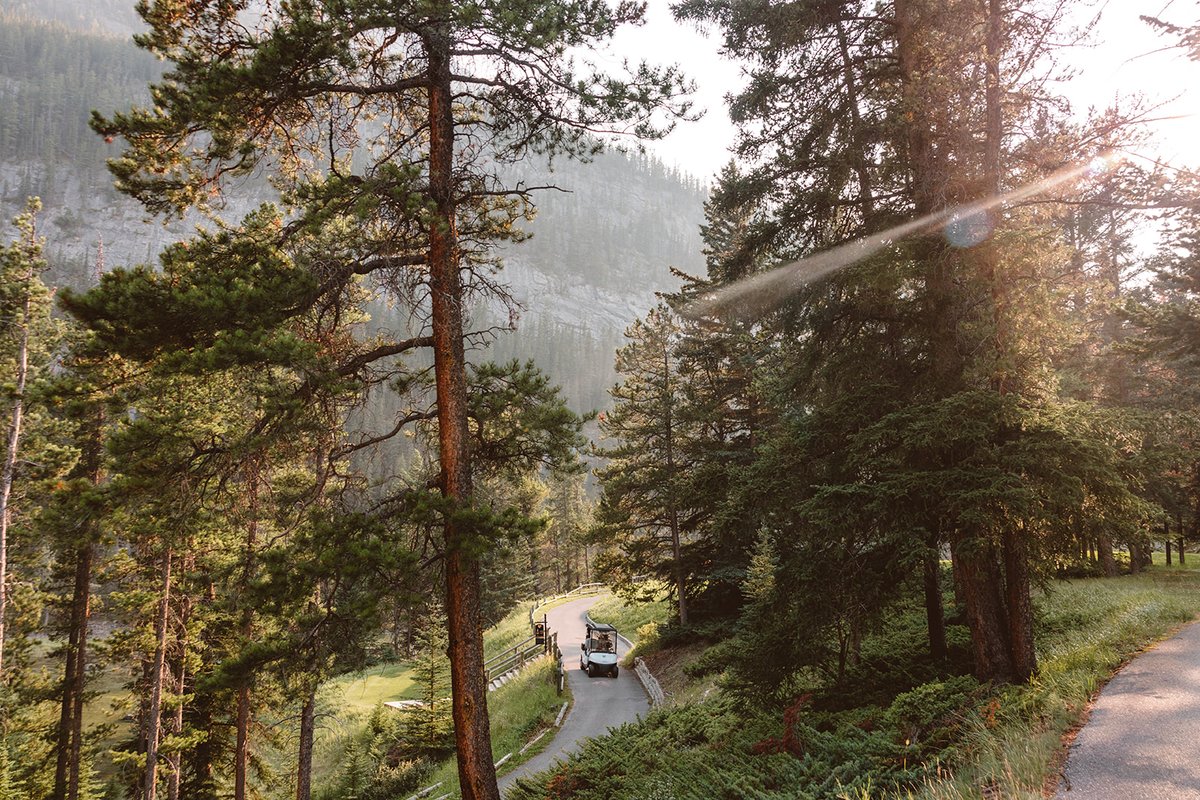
[
  {"x1": 587, "y1": 662, "x2": 595, "y2": 677},
  {"x1": 612, "y1": 666, "x2": 619, "y2": 678}
]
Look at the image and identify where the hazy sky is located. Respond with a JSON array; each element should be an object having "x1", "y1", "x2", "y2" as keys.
[{"x1": 605, "y1": 0, "x2": 1200, "y2": 183}]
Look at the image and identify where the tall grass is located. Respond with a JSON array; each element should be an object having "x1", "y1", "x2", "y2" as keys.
[
  {"x1": 587, "y1": 586, "x2": 670, "y2": 647},
  {"x1": 506, "y1": 565, "x2": 1200, "y2": 800},
  {"x1": 912, "y1": 565, "x2": 1200, "y2": 799}
]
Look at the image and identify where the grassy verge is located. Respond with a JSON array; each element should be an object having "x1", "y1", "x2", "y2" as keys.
[
  {"x1": 911, "y1": 563, "x2": 1200, "y2": 799},
  {"x1": 312, "y1": 600, "x2": 568, "y2": 798},
  {"x1": 587, "y1": 587, "x2": 670, "y2": 657},
  {"x1": 423, "y1": 656, "x2": 570, "y2": 792},
  {"x1": 506, "y1": 565, "x2": 1200, "y2": 800}
]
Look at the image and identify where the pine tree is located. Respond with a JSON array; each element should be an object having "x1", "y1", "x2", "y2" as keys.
[
  {"x1": 597, "y1": 305, "x2": 692, "y2": 624},
  {"x1": 89, "y1": 5, "x2": 690, "y2": 795}
]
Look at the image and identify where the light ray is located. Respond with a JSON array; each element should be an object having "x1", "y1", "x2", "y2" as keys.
[{"x1": 686, "y1": 153, "x2": 1121, "y2": 320}]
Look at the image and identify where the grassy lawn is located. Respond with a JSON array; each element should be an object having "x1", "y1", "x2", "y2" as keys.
[
  {"x1": 320, "y1": 661, "x2": 423, "y2": 716},
  {"x1": 312, "y1": 599, "x2": 567, "y2": 796}
]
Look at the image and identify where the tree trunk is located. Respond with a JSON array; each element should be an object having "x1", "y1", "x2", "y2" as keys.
[
  {"x1": 235, "y1": 467, "x2": 260, "y2": 800},
  {"x1": 952, "y1": 534, "x2": 1014, "y2": 682},
  {"x1": 296, "y1": 685, "x2": 316, "y2": 800},
  {"x1": 1167, "y1": 537, "x2": 1173, "y2": 566},
  {"x1": 235, "y1": 686, "x2": 251, "y2": 800},
  {"x1": 834, "y1": 16, "x2": 875, "y2": 221},
  {"x1": 0, "y1": 252, "x2": 33, "y2": 678},
  {"x1": 145, "y1": 550, "x2": 173, "y2": 800},
  {"x1": 923, "y1": 539, "x2": 947, "y2": 661},
  {"x1": 1179, "y1": 535, "x2": 1186, "y2": 565},
  {"x1": 1129, "y1": 539, "x2": 1142, "y2": 574},
  {"x1": 53, "y1": 542, "x2": 92, "y2": 800},
  {"x1": 1003, "y1": 528, "x2": 1036, "y2": 681},
  {"x1": 426, "y1": 21, "x2": 499, "y2": 800},
  {"x1": 1098, "y1": 533, "x2": 1118, "y2": 577},
  {"x1": 167, "y1": 583, "x2": 191, "y2": 800}
]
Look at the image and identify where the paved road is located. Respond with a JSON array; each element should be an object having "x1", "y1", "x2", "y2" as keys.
[
  {"x1": 499, "y1": 594, "x2": 649, "y2": 796},
  {"x1": 1057, "y1": 621, "x2": 1200, "y2": 799}
]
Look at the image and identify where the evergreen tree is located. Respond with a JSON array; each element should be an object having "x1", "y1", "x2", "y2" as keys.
[
  {"x1": 0, "y1": 198, "x2": 60, "y2": 681},
  {"x1": 597, "y1": 305, "x2": 693, "y2": 623},
  {"x1": 89, "y1": 5, "x2": 690, "y2": 795}
]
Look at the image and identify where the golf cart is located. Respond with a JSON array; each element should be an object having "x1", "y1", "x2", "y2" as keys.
[{"x1": 580, "y1": 622, "x2": 619, "y2": 678}]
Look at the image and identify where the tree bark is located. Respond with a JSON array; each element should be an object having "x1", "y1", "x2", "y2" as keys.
[
  {"x1": 662, "y1": 338, "x2": 688, "y2": 627},
  {"x1": 53, "y1": 542, "x2": 92, "y2": 800},
  {"x1": 425, "y1": 20, "x2": 499, "y2": 800},
  {"x1": 235, "y1": 465, "x2": 260, "y2": 800},
  {"x1": 1003, "y1": 527, "x2": 1036, "y2": 681},
  {"x1": 167, "y1": 576, "x2": 191, "y2": 800},
  {"x1": 952, "y1": 534, "x2": 1014, "y2": 682},
  {"x1": 144, "y1": 550, "x2": 173, "y2": 800},
  {"x1": 187, "y1": 576, "x2": 218, "y2": 800},
  {"x1": 296, "y1": 685, "x2": 317, "y2": 800},
  {"x1": 1167, "y1": 537, "x2": 1173, "y2": 566},
  {"x1": 923, "y1": 537, "x2": 947, "y2": 661},
  {"x1": 1098, "y1": 533, "x2": 1118, "y2": 577}
]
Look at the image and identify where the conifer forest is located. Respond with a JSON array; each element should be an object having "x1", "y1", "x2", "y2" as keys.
[{"x1": 4, "y1": 1, "x2": 1200, "y2": 799}]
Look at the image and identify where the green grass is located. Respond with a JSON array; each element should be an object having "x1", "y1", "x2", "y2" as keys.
[
  {"x1": 311, "y1": 600, "x2": 561, "y2": 796},
  {"x1": 587, "y1": 586, "x2": 671, "y2": 652},
  {"x1": 911, "y1": 564, "x2": 1200, "y2": 799},
  {"x1": 506, "y1": 565, "x2": 1200, "y2": 800},
  {"x1": 423, "y1": 656, "x2": 570, "y2": 792},
  {"x1": 320, "y1": 661, "x2": 424, "y2": 715}
]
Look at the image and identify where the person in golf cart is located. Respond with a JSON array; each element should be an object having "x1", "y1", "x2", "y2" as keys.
[{"x1": 580, "y1": 622, "x2": 620, "y2": 677}]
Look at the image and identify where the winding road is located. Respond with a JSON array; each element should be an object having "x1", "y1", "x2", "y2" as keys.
[
  {"x1": 1056, "y1": 620, "x2": 1200, "y2": 799},
  {"x1": 498, "y1": 594, "x2": 649, "y2": 796}
]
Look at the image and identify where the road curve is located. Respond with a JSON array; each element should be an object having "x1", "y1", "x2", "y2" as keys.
[
  {"x1": 1057, "y1": 620, "x2": 1200, "y2": 799},
  {"x1": 499, "y1": 594, "x2": 649, "y2": 795}
]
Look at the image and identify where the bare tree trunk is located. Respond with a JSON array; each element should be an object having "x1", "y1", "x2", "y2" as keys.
[
  {"x1": 235, "y1": 469, "x2": 260, "y2": 800},
  {"x1": 426, "y1": 21, "x2": 499, "y2": 800},
  {"x1": 952, "y1": 534, "x2": 1014, "y2": 682},
  {"x1": 234, "y1": 686, "x2": 251, "y2": 800},
  {"x1": 1167, "y1": 537, "x2": 1173, "y2": 565},
  {"x1": 1098, "y1": 533, "x2": 1118, "y2": 576},
  {"x1": 923, "y1": 536, "x2": 947, "y2": 661},
  {"x1": 1003, "y1": 528, "x2": 1036, "y2": 681},
  {"x1": 167, "y1": 580, "x2": 191, "y2": 800},
  {"x1": 0, "y1": 251, "x2": 33, "y2": 678},
  {"x1": 296, "y1": 684, "x2": 317, "y2": 800},
  {"x1": 145, "y1": 550, "x2": 173, "y2": 800},
  {"x1": 53, "y1": 542, "x2": 92, "y2": 800}
]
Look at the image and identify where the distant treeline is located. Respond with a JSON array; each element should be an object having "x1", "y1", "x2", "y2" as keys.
[{"x1": 0, "y1": 12, "x2": 160, "y2": 168}]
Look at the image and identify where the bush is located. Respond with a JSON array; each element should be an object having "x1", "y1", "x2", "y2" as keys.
[{"x1": 884, "y1": 675, "x2": 981, "y2": 756}]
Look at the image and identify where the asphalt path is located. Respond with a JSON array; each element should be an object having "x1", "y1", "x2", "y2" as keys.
[
  {"x1": 498, "y1": 594, "x2": 649, "y2": 796},
  {"x1": 1057, "y1": 620, "x2": 1200, "y2": 799}
]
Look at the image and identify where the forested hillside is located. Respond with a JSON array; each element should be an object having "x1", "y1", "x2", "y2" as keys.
[{"x1": 0, "y1": 10, "x2": 705, "y2": 412}]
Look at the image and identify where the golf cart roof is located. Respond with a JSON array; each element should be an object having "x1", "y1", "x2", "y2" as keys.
[{"x1": 587, "y1": 622, "x2": 617, "y2": 633}]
